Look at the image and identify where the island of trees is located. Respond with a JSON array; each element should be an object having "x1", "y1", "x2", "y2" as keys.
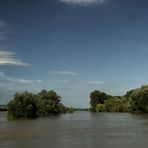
[
  {"x1": 90, "y1": 85, "x2": 148, "y2": 113},
  {"x1": 7, "y1": 90, "x2": 74, "y2": 119}
]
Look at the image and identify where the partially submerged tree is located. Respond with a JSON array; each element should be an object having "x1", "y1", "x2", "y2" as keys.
[
  {"x1": 7, "y1": 90, "x2": 68, "y2": 119},
  {"x1": 36, "y1": 90, "x2": 62, "y2": 116},
  {"x1": 7, "y1": 91, "x2": 37, "y2": 119}
]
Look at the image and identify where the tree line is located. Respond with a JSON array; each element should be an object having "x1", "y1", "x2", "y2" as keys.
[
  {"x1": 4, "y1": 85, "x2": 148, "y2": 119},
  {"x1": 90, "y1": 85, "x2": 148, "y2": 113}
]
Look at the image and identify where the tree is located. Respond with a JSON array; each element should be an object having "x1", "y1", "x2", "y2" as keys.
[
  {"x1": 124, "y1": 89, "x2": 137, "y2": 101},
  {"x1": 105, "y1": 97, "x2": 128, "y2": 112},
  {"x1": 130, "y1": 85, "x2": 148, "y2": 113},
  {"x1": 36, "y1": 90, "x2": 61, "y2": 116},
  {"x1": 7, "y1": 90, "x2": 70, "y2": 119},
  {"x1": 90, "y1": 90, "x2": 110, "y2": 112},
  {"x1": 7, "y1": 91, "x2": 37, "y2": 119},
  {"x1": 95, "y1": 104, "x2": 105, "y2": 112}
]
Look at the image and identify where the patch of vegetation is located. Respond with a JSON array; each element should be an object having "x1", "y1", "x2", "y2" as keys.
[
  {"x1": 90, "y1": 85, "x2": 148, "y2": 113},
  {"x1": 7, "y1": 90, "x2": 72, "y2": 119}
]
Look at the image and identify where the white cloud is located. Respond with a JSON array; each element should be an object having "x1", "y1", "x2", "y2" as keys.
[
  {"x1": 55, "y1": 80, "x2": 71, "y2": 83},
  {"x1": 0, "y1": 71, "x2": 42, "y2": 84},
  {"x1": 0, "y1": 51, "x2": 29, "y2": 66},
  {"x1": 52, "y1": 70, "x2": 78, "y2": 76},
  {"x1": 60, "y1": 0, "x2": 107, "y2": 5},
  {"x1": 89, "y1": 81, "x2": 104, "y2": 84},
  {"x1": 0, "y1": 20, "x2": 29, "y2": 66}
]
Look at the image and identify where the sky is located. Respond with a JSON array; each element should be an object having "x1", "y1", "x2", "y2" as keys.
[{"x1": 0, "y1": 0, "x2": 148, "y2": 107}]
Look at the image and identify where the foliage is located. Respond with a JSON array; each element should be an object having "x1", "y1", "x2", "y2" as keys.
[
  {"x1": 66, "y1": 106, "x2": 74, "y2": 113},
  {"x1": 90, "y1": 90, "x2": 111, "y2": 112},
  {"x1": 130, "y1": 85, "x2": 148, "y2": 113},
  {"x1": 90, "y1": 85, "x2": 148, "y2": 113},
  {"x1": 124, "y1": 89, "x2": 137, "y2": 101},
  {"x1": 36, "y1": 90, "x2": 61, "y2": 116},
  {"x1": 7, "y1": 90, "x2": 68, "y2": 119},
  {"x1": 95, "y1": 104, "x2": 105, "y2": 112},
  {"x1": 7, "y1": 91, "x2": 37, "y2": 119},
  {"x1": 58, "y1": 103, "x2": 67, "y2": 113},
  {"x1": 105, "y1": 97, "x2": 129, "y2": 112}
]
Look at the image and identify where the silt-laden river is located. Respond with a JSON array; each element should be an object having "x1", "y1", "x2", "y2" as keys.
[{"x1": 1, "y1": 111, "x2": 148, "y2": 148}]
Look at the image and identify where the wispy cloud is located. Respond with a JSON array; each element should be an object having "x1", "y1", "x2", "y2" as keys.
[
  {"x1": 60, "y1": 0, "x2": 107, "y2": 5},
  {"x1": 0, "y1": 71, "x2": 42, "y2": 84},
  {"x1": 89, "y1": 80, "x2": 104, "y2": 84},
  {"x1": 0, "y1": 20, "x2": 29, "y2": 66},
  {"x1": 0, "y1": 51, "x2": 29, "y2": 66},
  {"x1": 52, "y1": 70, "x2": 78, "y2": 76},
  {"x1": 55, "y1": 80, "x2": 71, "y2": 83}
]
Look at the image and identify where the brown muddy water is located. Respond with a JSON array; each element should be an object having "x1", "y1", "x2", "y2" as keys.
[{"x1": 1, "y1": 111, "x2": 148, "y2": 148}]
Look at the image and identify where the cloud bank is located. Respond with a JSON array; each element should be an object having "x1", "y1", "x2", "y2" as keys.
[
  {"x1": 60, "y1": 0, "x2": 107, "y2": 5},
  {"x1": 0, "y1": 51, "x2": 29, "y2": 66}
]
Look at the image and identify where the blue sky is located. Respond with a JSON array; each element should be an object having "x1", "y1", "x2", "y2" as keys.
[{"x1": 0, "y1": 0, "x2": 148, "y2": 107}]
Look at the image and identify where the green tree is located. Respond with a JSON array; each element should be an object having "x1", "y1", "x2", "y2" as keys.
[
  {"x1": 36, "y1": 90, "x2": 61, "y2": 116},
  {"x1": 130, "y1": 85, "x2": 148, "y2": 113},
  {"x1": 90, "y1": 90, "x2": 110, "y2": 112},
  {"x1": 125, "y1": 89, "x2": 137, "y2": 101},
  {"x1": 7, "y1": 91, "x2": 37, "y2": 119},
  {"x1": 95, "y1": 104, "x2": 105, "y2": 112},
  {"x1": 7, "y1": 90, "x2": 71, "y2": 119},
  {"x1": 105, "y1": 97, "x2": 128, "y2": 112}
]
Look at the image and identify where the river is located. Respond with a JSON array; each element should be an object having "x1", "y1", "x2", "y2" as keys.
[{"x1": 1, "y1": 111, "x2": 148, "y2": 148}]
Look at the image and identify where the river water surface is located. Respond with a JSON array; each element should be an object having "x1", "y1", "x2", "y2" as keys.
[{"x1": 1, "y1": 111, "x2": 148, "y2": 148}]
